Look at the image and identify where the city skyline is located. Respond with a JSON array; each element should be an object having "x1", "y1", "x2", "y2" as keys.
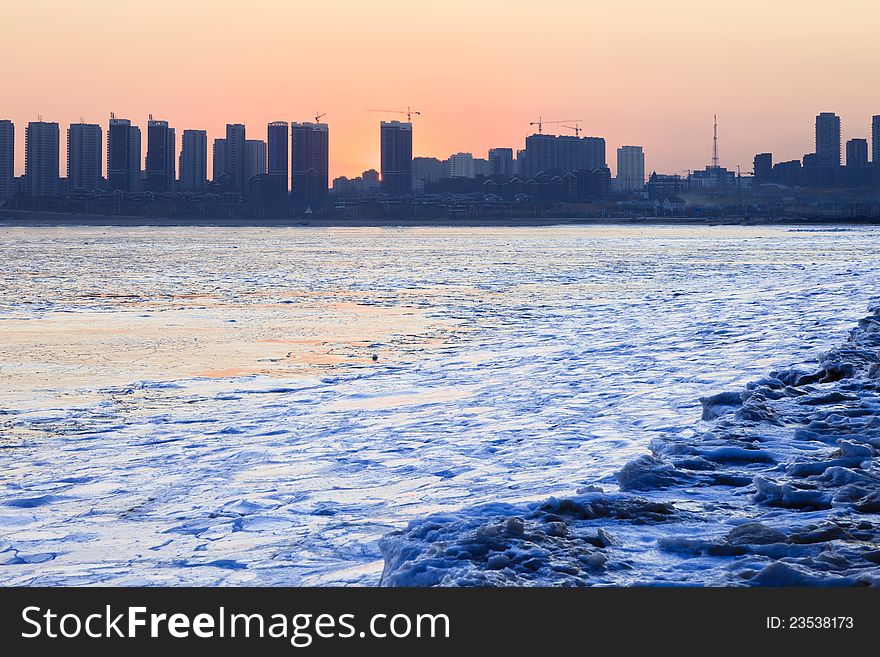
[
  {"x1": 3, "y1": 0, "x2": 879, "y2": 180},
  {"x1": 3, "y1": 108, "x2": 880, "y2": 193}
]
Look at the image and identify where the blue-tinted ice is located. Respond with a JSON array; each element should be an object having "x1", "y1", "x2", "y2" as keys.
[
  {"x1": 381, "y1": 302, "x2": 880, "y2": 585},
  {"x1": 1, "y1": 225, "x2": 879, "y2": 586}
]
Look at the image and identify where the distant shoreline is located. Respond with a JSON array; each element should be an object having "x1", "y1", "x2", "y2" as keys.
[{"x1": 2, "y1": 209, "x2": 880, "y2": 228}]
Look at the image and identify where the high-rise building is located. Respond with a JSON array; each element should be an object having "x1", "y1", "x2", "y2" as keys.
[
  {"x1": 515, "y1": 149, "x2": 526, "y2": 176},
  {"x1": 267, "y1": 121, "x2": 289, "y2": 196},
  {"x1": 753, "y1": 153, "x2": 773, "y2": 184},
  {"x1": 224, "y1": 124, "x2": 247, "y2": 192},
  {"x1": 582, "y1": 137, "x2": 604, "y2": 172},
  {"x1": 412, "y1": 157, "x2": 444, "y2": 186},
  {"x1": 573, "y1": 136, "x2": 606, "y2": 171},
  {"x1": 332, "y1": 175, "x2": 364, "y2": 197},
  {"x1": 0, "y1": 120, "x2": 14, "y2": 200},
  {"x1": 379, "y1": 121, "x2": 412, "y2": 195},
  {"x1": 872, "y1": 115, "x2": 880, "y2": 164},
  {"x1": 25, "y1": 121, "x2": 60, "y2": 196},
  {"x1": 108, "y1": 117, "x2": 141, "y2": 192},
  {"x1": 213, "y1": 138, "x2": 226, "y2": 182},
  {"x1": 772, "y1": 160, "x2": 802, "y2": 187},
  {"x1": 245, "y1": 139, "x2": 267, "y2": 181},
  {"x1": 474, "y1": 158, "x2": 490, "y2": 177},
  {"x1": 447, "y1": 152, "x2": 475, "y2": 178},
  {"x1": 616, "y1": 145, "x2": 645, "y2": 191},
  {"x1": 179, "y1": 129, "x2": 208, "y2": 192},
  {"x1": 145, "y1": 118, "x2": 176, "y2": 192},
  {"x1": 524, "y1": 133, "x2": 605, "y2": 178},
  {"x1": 844, "y1": 138, "x2": 872, "y2": 186},
  {"x1": 488, "y1": 147, "x2": 514, "y2": 178},
  {"x1": 846, "y1": 138, "x2": 869, "y2": 167},
  {"x1": 291, "y1": 122, "x2": 329, "y2": 201},
  {"x1": 524, "y1": 135, "x2": 556, "y2": 176},
  {"x1": 67, "y1": 122, "x2": 103, "y2": 192},
  {"x1": 815, "y1": 112, "x2": 841, "y2": 168},
  {"x1": 362, "y1": 168, "x2": 380, "y2": 195}
]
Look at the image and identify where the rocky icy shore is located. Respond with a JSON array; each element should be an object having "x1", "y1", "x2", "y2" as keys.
[{"x1": 380, "y1": 303, "x2": 880, "y2": 586}]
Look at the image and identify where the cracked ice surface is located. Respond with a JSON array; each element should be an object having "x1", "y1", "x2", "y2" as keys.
[{"x1": 1, "y1": 225, "x2": 879, "y2": 585}]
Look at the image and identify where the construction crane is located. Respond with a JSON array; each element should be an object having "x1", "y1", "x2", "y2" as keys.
[
  {"x1": 314, "y1": 112, "x2": 326, "y2": 123},
  {"x1": 367, "y1": 106, "x2": 421, "y2": 122},
  {"x1": 529, "y1": 117, "x2": 583, "y2": 134},
  {"x1": 560, "y1": 122, "x2": 583, "y2": 136}
]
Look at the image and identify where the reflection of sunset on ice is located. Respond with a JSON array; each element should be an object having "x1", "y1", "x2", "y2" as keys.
[{"x1": 0, "y1": 298, "x2": 444, "y2": 407}]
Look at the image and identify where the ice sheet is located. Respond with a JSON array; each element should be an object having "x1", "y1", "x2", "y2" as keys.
[{"x1": 1, "y1": 225, "x2": 878, "y2": 585}]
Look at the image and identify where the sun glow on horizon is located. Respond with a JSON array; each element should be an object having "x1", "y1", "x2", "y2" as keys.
[{"x1": 3, "y1": 0, "x2": 879, "y2": 180}]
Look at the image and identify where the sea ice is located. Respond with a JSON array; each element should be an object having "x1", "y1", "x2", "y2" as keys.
[{"x1": 380, "y1": 303, "x2": 880, "y2": 586}]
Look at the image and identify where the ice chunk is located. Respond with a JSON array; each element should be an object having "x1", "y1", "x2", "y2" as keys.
[
  {"x1": 726, "y1": 523, "x2": 787, "y2": 546},
  {"x1": 699, "y1": 391, "x2": 742, "y2": 420}
]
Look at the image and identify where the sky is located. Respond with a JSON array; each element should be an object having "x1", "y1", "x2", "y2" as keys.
[{"x1": 3, "y1": 0, "x2": 879, "y2": 179}]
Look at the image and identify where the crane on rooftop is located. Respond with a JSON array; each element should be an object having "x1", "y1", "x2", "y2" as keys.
[
  {"x1": 529, "y1": 117, "x2": 583, "y2": 134},
  {"x1": 314, "y1": 111, "x2": 326, "y2": 123},
  {"x1": 367, "y1": 106, "x2": 421, "y2": 122}
]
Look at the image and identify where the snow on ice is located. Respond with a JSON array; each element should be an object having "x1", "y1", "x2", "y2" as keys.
[
  {"x1": 2, "y1": 225, "x2": 880, "y2": 586},
  {"x1": 380, "y1": 303, "x2": 880, "y2": 586}
]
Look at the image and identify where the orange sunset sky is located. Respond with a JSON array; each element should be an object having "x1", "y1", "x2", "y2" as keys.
[{"x1": 3, "y1": 0, "x2": 879, "y2": 179}]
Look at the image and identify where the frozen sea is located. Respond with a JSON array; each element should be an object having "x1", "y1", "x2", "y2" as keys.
[{"x1": 1, "y1": 224, "x2": 878, "y2": 586}]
